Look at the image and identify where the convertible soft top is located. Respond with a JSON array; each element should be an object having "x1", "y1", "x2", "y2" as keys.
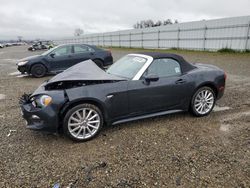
[
  {"x1": 47, "y1": 60, "x2": 125, "y2": 85},
  {"x1": 137, "y1": 52, "x2": 196, "y2": 73}
]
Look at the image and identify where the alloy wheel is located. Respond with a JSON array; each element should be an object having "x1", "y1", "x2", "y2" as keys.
[
  {"x1": 68, "y1": 108, "x2": 101, "y2": 140},
  {"x1": 194, "y1": 89, "x2": 215, "y2": 115}
]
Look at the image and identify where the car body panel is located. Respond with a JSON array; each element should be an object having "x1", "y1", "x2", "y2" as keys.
[
  {"x1": 188, "y1": 63, "x2": 225, "y2": 98},
  {"x1": 20, "y1": 90, "x2": 66, "y2": 132},
  {"x1": 128, "y1": 74, "x2": 194, "y2": 115},
  {"x1": 65, "y1": 81, "x2": 129, "y2": 122}
]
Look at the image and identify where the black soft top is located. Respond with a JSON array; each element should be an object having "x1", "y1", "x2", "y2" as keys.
[{"x1": 137, "y1": 52, "x2": 196, "y2": 73}]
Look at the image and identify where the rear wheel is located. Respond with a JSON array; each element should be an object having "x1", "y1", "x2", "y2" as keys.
[
  {"x1": 63, "y1": 104, "x2": 103, "y2": 142},
  {"x1": 190, "y1": 86, "x2": 215, "y2": 117},
  {"x1": 30, "y1": 64, "x2": 46, "y2": 77},
  {"x1": 93, "y1": 59, "x2": 104, "y2": 69}
]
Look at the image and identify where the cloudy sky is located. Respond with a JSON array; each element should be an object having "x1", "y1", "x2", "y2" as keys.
[{"x1": 0, "y1": 0, "x2": 249, "y2": 40}]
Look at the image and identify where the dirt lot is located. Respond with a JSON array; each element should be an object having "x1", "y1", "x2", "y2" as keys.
[{"x1": 0, "y1": 46, "x2": 249, "y2": 187}]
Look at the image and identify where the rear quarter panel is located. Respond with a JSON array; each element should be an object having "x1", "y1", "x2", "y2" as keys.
[
  {"x1": 94, "y1": 50, "x2": 113, "y2": 66},
  {"x1": 188, "y1": 64, "x2": 225, "y2": 98}
]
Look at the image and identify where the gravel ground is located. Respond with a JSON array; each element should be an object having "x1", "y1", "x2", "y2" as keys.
[{"x1": 0, "y1": 46, "x2": 249, "y2": 187}]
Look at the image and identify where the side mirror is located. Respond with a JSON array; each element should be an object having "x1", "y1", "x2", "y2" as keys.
[
  {"x1": 50, "y1": 53, "x2": 55, "y2": 58},
  {"x1": 144, "y1": 74, "x2": 159, "y2": 82}
]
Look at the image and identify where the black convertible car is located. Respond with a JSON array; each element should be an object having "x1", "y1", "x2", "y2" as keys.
[
  {"x1": 17, "y1": 44, "x2": 113, "y2": 77},
  {"x1": 20, "y1": 53, "x2": 226, "y2": 141}
]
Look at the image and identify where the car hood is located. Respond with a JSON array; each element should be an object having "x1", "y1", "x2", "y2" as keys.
[
  {"x1": 47, "y1": 60, "x2": 126, "y2": 85},
  {"x1": 18, "y1": 55, "x2": 43, "y2": 62}
]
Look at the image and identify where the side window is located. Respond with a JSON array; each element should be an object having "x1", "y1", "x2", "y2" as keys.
[
  {"x1": 53, "y1": 46, "x2": 71, "y2": 56},
  {"x1": 74, "y1": 45, "x2": 94, "y2": 53},
  {"x1": 144, "y1": 58, "x2": 181, "y2": 78}
]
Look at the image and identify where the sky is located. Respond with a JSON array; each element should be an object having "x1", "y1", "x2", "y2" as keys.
[{"x1": 0, "y1": 0, "x2": 249, "y2": 40}]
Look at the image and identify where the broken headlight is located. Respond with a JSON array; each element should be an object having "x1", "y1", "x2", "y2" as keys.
[{"x1": 31, "y1": 95, "x2": 52, "y2": 108}]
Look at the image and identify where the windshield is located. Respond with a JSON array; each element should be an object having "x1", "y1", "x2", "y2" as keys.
[
  {"x1": 107, "y1": 55, "x2": 147, "y2": 79},
  {"x1": 41, "y1": 45, "x2": 59, "y2": 56}
]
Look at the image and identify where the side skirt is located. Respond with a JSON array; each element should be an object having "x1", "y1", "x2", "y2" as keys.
[{"x1": 112, "y1": 109, "x2": 184, "y2": 125}]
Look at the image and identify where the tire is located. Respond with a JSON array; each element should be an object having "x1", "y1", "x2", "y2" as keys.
[
  {"x1": 30, "y1": 64, "x2": 47, "y2": 78},
  {"x1": 63, "y1": 103, "x2": 103, "y2": 142},
  {"x1": 190, "y1": 86, "x2": 216, "y2": 117},
  {"x1": 93, "y1": 59, "x2": 104, "y2": 69}
]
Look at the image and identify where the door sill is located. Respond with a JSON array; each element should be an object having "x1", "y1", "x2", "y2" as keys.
[{"x1": 112, "y1": 109, "x2": 183, "y2": 125}]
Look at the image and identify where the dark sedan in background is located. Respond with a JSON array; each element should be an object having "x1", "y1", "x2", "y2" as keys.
[
  {"x1": 20, "y1": 52, "x2": 226, "y2": 141},
  {"x1": 17, "y1": 44, "x2": 113, "y2": 77}
]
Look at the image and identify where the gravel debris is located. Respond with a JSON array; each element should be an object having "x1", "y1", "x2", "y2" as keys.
[
  {"x1": 6, "y1": 129, "x2": 17, "y2": 137},
  {"x1": 213, "y1": 105, "x2": 231, "y2": 112},
  {"x1": 0, "y1": 94, "x2": 6, "y2": 100}
]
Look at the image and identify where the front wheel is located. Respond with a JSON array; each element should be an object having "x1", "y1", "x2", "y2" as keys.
[
  {"x1": 190, "y1": 86, "x2": 215, "y2": 117},
  {"x1": 63, "y1": 104, "x2": 103, "y2": 142},
  {"x1": 30, "y1": 64, "x2": 46, "y2": 78}
]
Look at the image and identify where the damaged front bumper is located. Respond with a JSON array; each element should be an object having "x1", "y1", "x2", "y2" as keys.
[
  {"x1": 19, "y1": 93, "x2": 59, "y2": 133},
  {"x1": 17, "y1": 65, "x2": 28, "y2": 74}
]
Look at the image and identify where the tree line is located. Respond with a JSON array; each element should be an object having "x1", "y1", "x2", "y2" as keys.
[{"x1": 133, "y1": 19, "x2": 178, "y2": 29}]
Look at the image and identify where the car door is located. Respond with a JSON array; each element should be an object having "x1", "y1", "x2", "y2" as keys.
[
  {"x1": 128, "y1": 58, "x2": 192, "y2": 115},
  {"x1": 71, "y1": 44, "x2": 94, "y2": 65},
  {"x1": 48, "y1": 45, "x2": 73, "y2": 71}
]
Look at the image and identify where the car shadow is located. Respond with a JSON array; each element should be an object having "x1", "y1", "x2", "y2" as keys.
[
  {"x1": 35, "y1": 111, "x2": 192, "y2": 143},
  {"x1": 17, "y1": 73, "x2": 54, "y2": 80}
]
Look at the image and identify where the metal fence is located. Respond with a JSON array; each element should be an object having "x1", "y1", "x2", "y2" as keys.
[{"x1": 54, "y1": 16, "x2": 250, "y2": 51}]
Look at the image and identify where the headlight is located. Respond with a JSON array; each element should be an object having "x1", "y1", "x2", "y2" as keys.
[
  {"x1": 17, "y1": 61, "x2": 28, "y2": 66},
  {"x1": 32, "y1": 95, "x2": 52, "y2": 108}
]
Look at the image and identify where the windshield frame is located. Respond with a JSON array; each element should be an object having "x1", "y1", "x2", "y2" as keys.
[{"x1": 107, "y1": 54, "x2": 153, "y2": 80}]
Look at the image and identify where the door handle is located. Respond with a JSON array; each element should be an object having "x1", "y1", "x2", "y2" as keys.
[{"x1": 175, "y1": 79, "x2": 186, "y2": 84}]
